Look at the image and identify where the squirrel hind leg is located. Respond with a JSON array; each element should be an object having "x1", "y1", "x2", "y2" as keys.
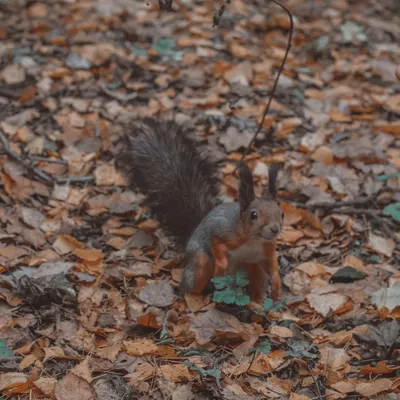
[
  {"x1": 242, "y1": 263, "x2": 267, "y2": 304},
  {"x1": 180, "y1": 251, "x2": 214, "y2": 295}
]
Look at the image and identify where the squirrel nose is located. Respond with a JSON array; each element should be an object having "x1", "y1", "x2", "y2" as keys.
[{"x1": 270, "y1": 225, "x2": 279, "y2": 234}]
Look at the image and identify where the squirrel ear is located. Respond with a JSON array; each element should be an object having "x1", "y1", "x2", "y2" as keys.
[
  {"x1": 264, "y1": 163, "x2": 279, "y2": 200},
  {"x1": 238, "y1": 162, "x2": 255, "y2": 212}
]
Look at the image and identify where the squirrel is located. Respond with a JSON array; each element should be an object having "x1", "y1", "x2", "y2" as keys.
[{"x1": 116, "y1": 118, "x2": 283, "y2": 303}]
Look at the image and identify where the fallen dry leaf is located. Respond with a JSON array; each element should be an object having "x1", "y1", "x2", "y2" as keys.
[
  {"x1": 0, "y1": 372, "x2": 28, "y2": 392},
  {"x1": 123, "y1": 338, "x2": 158, "y2": 356},
  {"x1": 355, "y1": 378, "x2": 392, "y2": 396},
  {"x1": 1, "y1": 64, "x2": 26, "y2": 84},
  {"x1": 189, "y1": 308, "x2": 263, "y2": 345},
  {"x1": 139, "y1": 280, "x2": 175, "y2": 307},
  {"x1": 157, "y1": 364, "x2": 192, "y2": 382},
  {"x1": 54, "y1": 372, "x2": 96, "y2": 400},
  {"x1": 368, "y1": 232, "x2": 395, "y2": 257},
  {"x1": 307, "y1": 291, "x2": 348, "y2": 317},
  {"x1": 70, "y1": 356, "x2": 92, "y2": 383},
  {"x1": 33, "y1": 377, "x2": 57, "y2": 397}
]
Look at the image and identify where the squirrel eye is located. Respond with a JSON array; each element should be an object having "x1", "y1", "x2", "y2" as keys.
[
  {"x1": 282, "y1": 211, "x2": 285, "y2": 219},
  {"x1": 250, "y1": 210, "x2": 258, "y2": 220}
]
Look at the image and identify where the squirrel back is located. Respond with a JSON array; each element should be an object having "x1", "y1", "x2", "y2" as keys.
[{"x1": 116, "y1": 119, "x2": 220, "y2": 247}]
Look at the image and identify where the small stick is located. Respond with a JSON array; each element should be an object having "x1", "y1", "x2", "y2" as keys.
[
  {"x1": 328, "y1": 208, "x2": 396, "y2": 241},
  {"x1": 0, "y1": 130, "x2": 94, "y2": 186},
  {"x1": 329, "y1": 208, "x2": 382, "y2": 215},
  {"x1": 31, "y1": 156, "x2": 68, "y2": 165},
  {"x1": 237, "y1": 0, "x2": 294, "y2": 168},
  {"x1": 100, "y1": 83, "x2": 137, "y2": 104},
  {"x1": 213, "y1": 5, "x2": 226, "y2": 27},
  {"x1": 56, "y1": 176, "x2": 94, "y2": 184},
  {"x1": 289, "y1": 194, "x2": 379, "y2": 210},
  {"x1": 307, "y1": 364, "x2": 323, "y2": 400},
  {"x1": 0, "y1": 129, "x2": 54, "y2": 184}
]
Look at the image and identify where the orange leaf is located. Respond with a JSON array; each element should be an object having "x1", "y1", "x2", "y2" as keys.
[
  {"x1": 359, "y1": 361, "x2": 400, "y2": 375},
  {"x1": 17, "y1": 87, "x2": 37, "y2": 104}
]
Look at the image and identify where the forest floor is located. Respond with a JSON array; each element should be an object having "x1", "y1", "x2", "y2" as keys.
[{"x1": 0, "y1": 0, "x2": 400, "y2": 399}]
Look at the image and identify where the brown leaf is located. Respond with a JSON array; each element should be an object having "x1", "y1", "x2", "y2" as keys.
[
  {"x1": 280, "y1": 203, "x2": 321, "y2": 229},
  {"x1": 157, "y1": 364, "x2": 192, "y2": 382},
  {"x1": 248, "y1": 375, "x2": 289, "y2": 398},
  {"x1": 21, "y1": 228, "x2": 46, "y2": 249},
  {"x1": 355, "y1": 378, "x2": 392, "y2": 396},
  {"x1": 136, "y1": 307, "x2": 164, "y2": 329},
  {"x1": 19, "y1": 354, "x2": 38, "y2": 371},
  {"x1": 122, "y1": 261, "x2": 152, "y2": 278},
  {"x1": 297, "y1": 262, "x2": 327, "y2": 277},
  {"x1": 184, "y1": 293, "x2": 211, "y2": 312},
  {"x1": 28, "y1": 2, "x2": 48, "y2": 17},
  {"x1": 126, "y1": 362, "x2": 154, "y2": 385},
  {"x1": 311, "y1": 146, "x2": 334, "y2": 165},
  {"x1": 275, "y1": 118, "x2": 303, "y2": 140},
  {"x1": 0, "y1": 372, "x2": 28, "y2": 392},
  {"x1": 359, "y1": 361, "x2": 399, "y2": 375},
  {"x1": 94, "y1": 164, "x2": 126, "y2": 186},
  {"x1": 1, "y1": 64, "x2": 26, "y2": 84},
  {"x1": 373, "y1": 121, "x2": 400, "y2": 135},
  {"x1": 71, "y1": 356, "x2": 92, "y2": 383},
  {"x1": 0, "y1": 246, "x2": 29, "y2": 259},
  {"x1": 20, "y1": 206, "x2": 45, "y2": 229},
  {"x1": 307, "y1": 292, "x2": 348, "y2": 317},
  {"x1": 107, "y1": 236, "x2": 128, "y2": 249},
  {"x1": 139, "y1": 280, "x2": 175, "y2": 307},
  {"x1": 321, "y1": 347, "x2": 350, "y2": 384},
  {"x1": 33, "y1": 377, "x2": 57, "y2": 397},
  {"x1": 280, "y1": 226, "x2": 305, "y2": 243},
  {"x1": 95, "y1": 335, "x2": 124, "y2": 362},
  {"x1": 109, "y1": 226, "x2": 137, "y2": 236},
  {"x1": 270, "y1": 325, "x2": 293, "y2": 339},
  {"x1": 223, "y1": 61, "x2": 253, "y2": 86},
  {"x1": 54, "y1": 372, "x2": 96, "y2": 400},
  {"x1": 43, "y1": 346, "x2": 66, "y2": 362},
  {"x1": 17, "y1": 87, "x2": 37, "y2": 104},
  {"x1": 189, "y1": 308, "x2": 263, "y2": 345},
  {"x1": 53, "y1": 234, "x2": 86, "y2": 255},
  {"x1": 123, "y1": 338, "x2": 158, "y2": 356},
  {"x1": 368, "y1": 232, "x2": 395, "y2": 257},
  {"x1": 74, "y1": 248, "x2": 104, "y2": 275},
  {"x1": 289, "y1": 394, "x2": 311, "y2": 400},
  {"x1": 331, "y1": 381, "x2": 355, "y2": 394}
]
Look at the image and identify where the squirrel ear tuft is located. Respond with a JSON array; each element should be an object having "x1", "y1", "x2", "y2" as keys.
[
  {"x1": 264, "y1": 163, "x2": 279, "y2": 200},
  {"x1": 238, "y1": 162, "x2": 255, "y2": 212}
]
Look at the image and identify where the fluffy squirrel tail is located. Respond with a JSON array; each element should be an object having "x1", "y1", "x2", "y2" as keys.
[{"x1": 116, "y1": 118, "x2": 220, "y2": 247}]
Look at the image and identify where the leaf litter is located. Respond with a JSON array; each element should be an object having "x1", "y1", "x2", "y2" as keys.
[{"x1": 0, "y1": 0, "x2": 399, "y2": 399}]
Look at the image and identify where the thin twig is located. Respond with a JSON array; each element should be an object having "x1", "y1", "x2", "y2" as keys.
[
  {"x1": 99, "y1": 83, "x2": 137, "y2": 104},
  {"x1": 0, "y1": 356, "x2": 23, "y2": 362},
  {"x1": 0, "y1": 130, "x2": 94, "y2": 186},
  {"x1": 31, "y1": 156, "x2": 68, "y2": 165},
  {"x1": 237, "y1": 0, "x2": 294, "y2": 168},
  {"x1": 330, "y1": 208, "x2": 382, "y2": 215},
  {"x1": 289, "y1": 194, "x2": 379, "y2": 210},
  {"x1": 0, "y1": 129, "x2": 54, "y2": 184},
  {"x1": 213, "y1": 5, "x2": 226, "y2": 27},
  {"x1": 245, "y1": 349, "x2": 257, "y2": 373},
  {"x1": 307, "y1": 363, "x2": 323, "y2": 400},
  {"x1": 56, "y1": 176, "x2": 94, "y2": 184},
  {"x1": 31, "y1": 107, "x2": 59, "y2": 131},
  {"x1": 329, "y1": 208, "x2": 395, "y2": 239}
]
